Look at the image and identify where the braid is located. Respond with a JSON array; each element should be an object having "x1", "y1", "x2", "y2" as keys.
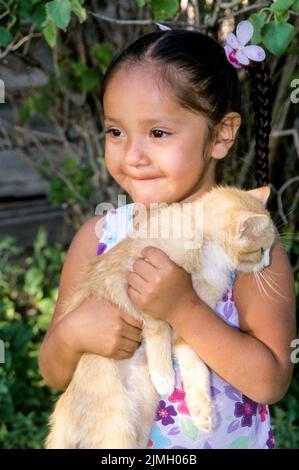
[{"x1": 247, "y1": 61, "x2": 272, "y2": 187}]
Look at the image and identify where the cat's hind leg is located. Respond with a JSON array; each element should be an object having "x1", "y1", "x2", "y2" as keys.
[
  {"x1": 45, "y1": 394, "x2": 78, "y2": 449},
  {"x1": 127, "y1": 346, "x2": 160, "y2": 448},
  {"x1": 143, "y1": 319, "x2": 175, "y2": 396}
]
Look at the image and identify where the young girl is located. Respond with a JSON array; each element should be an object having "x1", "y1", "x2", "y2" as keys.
[{"x1": 39, "y1": 22, "x2": 296, "y2": 449}]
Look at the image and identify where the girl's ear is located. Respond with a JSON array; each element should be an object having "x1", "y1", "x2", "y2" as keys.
[
  {"x1": 246, "y1": 185, "x2": 271, "y2": 207},
  {"x1": 210, "y1": 112, "x2": 242, "y2": 160}
]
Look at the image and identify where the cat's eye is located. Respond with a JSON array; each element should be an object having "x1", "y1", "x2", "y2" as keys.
[{"x1": 246, "y1": 248, "x2": 264, "y2": 255}]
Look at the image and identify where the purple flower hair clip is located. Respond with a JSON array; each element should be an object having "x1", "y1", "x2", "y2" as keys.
[
  {"x1": 155, "y1": 22, "x2": 172, "y2": 31},
  {"x1": 223, "y1": 20, "x2": 266, "y2": 69}
]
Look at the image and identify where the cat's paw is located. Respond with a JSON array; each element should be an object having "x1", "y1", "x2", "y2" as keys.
[
  {"x1": 151, "y1": 370, "x2": 175, "y2": 396},
  {"x1": 186, "y1": 389, "x2": 213, "y2": 433}
]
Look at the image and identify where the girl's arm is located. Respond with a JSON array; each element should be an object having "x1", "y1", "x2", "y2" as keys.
[
  {"x1": 38, "y1": 215, "x2": 106, "y2": 389},
  {"x1": 168, "y1": 229, "x2": 296, "y2": 404},
  {"x1": 39, "y1": 215, "x2": 143, "y2": 390}
]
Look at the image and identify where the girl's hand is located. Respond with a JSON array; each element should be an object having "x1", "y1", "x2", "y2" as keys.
[
  {"x1": 61, "y1": 296, "x2": 143, "y2": 360},
  {"x1": 127, "y1": 246, "x2": 195, "y2": 322}
]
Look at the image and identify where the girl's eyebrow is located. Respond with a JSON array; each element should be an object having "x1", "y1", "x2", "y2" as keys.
[{"x1": 104, "y1": 116, "x2": 180, "y2": 124}]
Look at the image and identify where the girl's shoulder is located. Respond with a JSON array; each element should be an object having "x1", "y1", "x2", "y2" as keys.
[
  {"x1": 49, "y1": 214, "x2": 105, "y2": 328},
  {"x1": 71, "y1": 214, "x2": 106, "y2": 259}
]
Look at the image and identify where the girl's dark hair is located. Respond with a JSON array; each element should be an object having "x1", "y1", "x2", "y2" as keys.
[{"x1": 100, "y1": 29, "x2": 272, "y2": 188}]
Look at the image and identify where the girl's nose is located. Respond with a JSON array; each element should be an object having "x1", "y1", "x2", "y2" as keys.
[{"x1": 124, "y1": 140, "x2": 150, "y2": 167}]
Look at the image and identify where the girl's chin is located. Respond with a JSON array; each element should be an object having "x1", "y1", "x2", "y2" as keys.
[{"x1": 130, "y1": 195, "x2": 173, "y2": 208}]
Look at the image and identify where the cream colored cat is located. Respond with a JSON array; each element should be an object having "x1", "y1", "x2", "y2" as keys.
[{"x1": 45, "y1": 185, "x2": 275, "y2": 449}]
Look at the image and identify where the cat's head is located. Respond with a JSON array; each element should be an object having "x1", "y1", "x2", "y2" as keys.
[{"x1": 198, "y1": 185, "x2": 276, "y2": 273}]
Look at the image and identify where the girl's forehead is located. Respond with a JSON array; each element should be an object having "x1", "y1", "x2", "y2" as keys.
[
  {"x1": 106, "y1": 69, "x2": 161, "y2": 95},
  {"x1": 104, "y1": 67, "x2": 195, "y2": 122},
  {"x1": 103, "y1": 63, "x2": 207, "y2": 129}
]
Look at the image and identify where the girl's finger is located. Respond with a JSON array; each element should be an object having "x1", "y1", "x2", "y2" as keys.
[
  {"x1": 119, "y1": 307, "x2": 143, "y2": 329},
  {"x1": 132, "y1": 257, "x2": 157, "y2": 279},
  {"x1": 119, "y1": 336, "x2": 141, "y2": 353},
  {"x1": 122, "y1": 322, "x2": 143, "y2": 343},
  {"x1": 127, "y1": 271, "x2": 148, "y2": 292},
  {"x1": 115, "y1": 350, "x2": 132, "y2": 360}
]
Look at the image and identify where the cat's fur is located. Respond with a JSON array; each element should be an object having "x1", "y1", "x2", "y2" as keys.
[{"x1": 45, "y1": 185, "x2": 275, "y2": 449}]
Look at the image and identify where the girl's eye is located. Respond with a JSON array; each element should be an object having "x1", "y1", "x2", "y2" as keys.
[
  {"x1": 105, "y1": 128, "x2": 122, "y2": 137},
  {"x1": 151, "y1": 129, "x2": 170, "y2": 138},
  {"x1": 104, "y1": 129, "x2": 170, "y2": 138}
]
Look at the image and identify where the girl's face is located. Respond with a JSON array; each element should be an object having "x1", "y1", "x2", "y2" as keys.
[{"x1": 103, "y1": 64, "x2": 216, "y2": 207}]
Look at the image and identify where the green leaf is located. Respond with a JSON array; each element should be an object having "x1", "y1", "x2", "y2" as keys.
[
  {"x1": 292, "y1": 0, "x2": 299, "y2": 12},
  {"x1": 92, "y1": 44, "x2": 114, "y2": 72},
  {"x1": 270, "y1": 0, "x2": 295, "y2": 13},
  {"x1": 24, "y1": 267, "x2": 43, "y2": 295},
  {"x1": 31, "y1": 3, "x2": 47, "y2": 29},
  {"x1": 71, "y1": 62, "x2": 86, "y2": 77},
  {"x1": 12, "y1": 324, "x2": 34, "y2": 350},
  {"x1": 46, "y1": 0, "x2": 72, "y2": 31},
  {"x1": 275, "y1": 10, "x2": 290, "y2": 22},
  {"x1": 62, "y1": 157, "x2": 80, "y2": 170},
  {"x1": 136, "y1": 0, "x2": 147, "y2": 6},
  {"x1": 79, "y1": 185, "x2": 92, "y2": 198},
  {"x1": 19, "y1": 94, "x2": 51, "y2": 122},
  {"x1": 262, "y1": 21, "x2": 294, "y2": 56},
  {"x1": 82, "y1": 69, "x2": 99, "y2": 92},
  {"x1": 34, "y1": 227, "x2": 48, "y2": 254},
  {"x1": 17, "y1": 0, "x2": 33, "y2": 18},
  {"x1": 42, "y1": 17, "x2": 57, "y2": 47},
  {"x1": 149, "y1": 0, "x2": 180, "y2": 21},
  {"x1": 36, "y1": 298, "x2": 53, "y2": 316},
  {"x1": 71, "y1": 0, "x2": 86, "y2": 22},
  {"x1": 0, "y1": 28, "x2": 12, "y2": 46},
  {"x1": 249, "y1": 13, "x2": 266, "y2": 44}
]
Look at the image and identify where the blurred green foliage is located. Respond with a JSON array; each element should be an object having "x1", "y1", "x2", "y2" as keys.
[{"x1": 0, "y1": 228, "x2": 63, "y2": 448}]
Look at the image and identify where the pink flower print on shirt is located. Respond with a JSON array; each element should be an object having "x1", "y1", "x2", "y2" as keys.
[
  {"x1": 168, "y1": 382, "x2": 190, "y2": 416},
  {"x1": 148, "y1": 439, "x2": 154, "y2": 448},
  {"x1": 266, "y1": 429, "x2": 275, "y2": 449},
  {"x1": 257, "y1": 404, "x2": 268, "y2": 423}
]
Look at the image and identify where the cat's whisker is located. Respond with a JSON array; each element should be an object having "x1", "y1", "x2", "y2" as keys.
[
  {"x1": 261, "y1": 267, "x2": 284, "y2": 287},
  {"x1": 254, "y1": 271, "x2": 272, "y2": 302},
  {"x1": 273, "y1": 205, "x2": 298, "y2": 227},
  {"x1": 253, "y1": 272, "x2": 265, "y2": 300},
  {"x1": 275, "y1": 228, "x2": 298, "y2": 237},
  {"x1": 259, "y1": 269, "x2": 289, "y2": 302},
  {"x1": 275, "y1": 236, "x2": 297, "y2": 241},
  {"x1": 260, "y1": 272, "x2": 287, "y2": 303},
  {"x1": 267, "y1": 267, "x2": 284, "y2": 276}
]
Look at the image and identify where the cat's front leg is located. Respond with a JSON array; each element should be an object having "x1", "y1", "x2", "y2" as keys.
[
  {"x1": 143, "y1": 317, "x2": 175, "y2": 396},
  {"x1": 173, "y1": 338, "x2": 213, "y2": 432}
]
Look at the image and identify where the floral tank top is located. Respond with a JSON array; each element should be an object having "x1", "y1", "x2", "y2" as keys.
[{"x1": 96, "y1": 203, "x2": 276, "y2": 450}]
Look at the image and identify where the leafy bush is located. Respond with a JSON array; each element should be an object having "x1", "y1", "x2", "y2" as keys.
[
  {"x1": 0, "y1": 228, "x2": 63, "y2": 449},
  {"x1": 270, "y1": 373, "x2": 299, "y2": 449}
]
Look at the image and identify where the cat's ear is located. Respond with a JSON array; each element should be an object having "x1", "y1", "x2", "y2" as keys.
[
  {"x1": 246, "y1": 185, "x2": 271, "y2": 207},
  {"x1": 238, "y1": 211, "x2": 269, "y2": 238}
]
